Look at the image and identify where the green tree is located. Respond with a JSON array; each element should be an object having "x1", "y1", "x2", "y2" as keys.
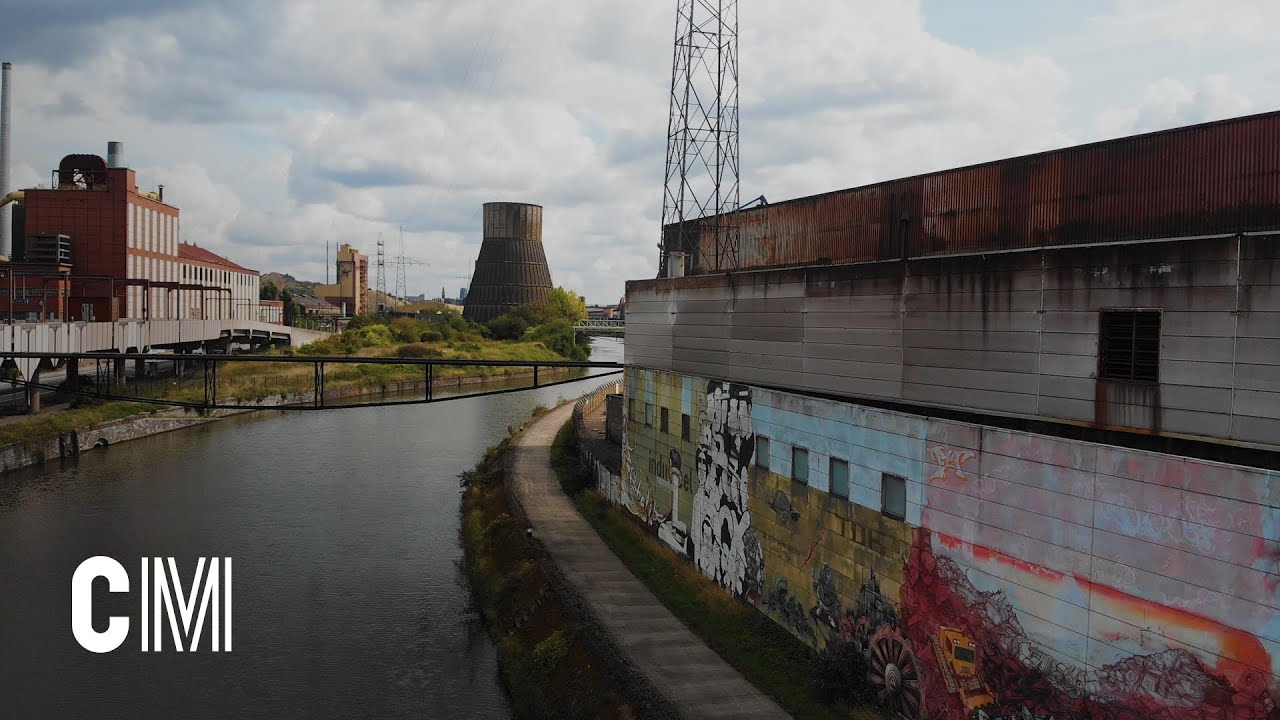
[
  {"x1": 546, "y1": 287, "x2": 587, "y2": 322},
  {"x1": 260, "y1": 281, "x2": 280, "y2": 301},
  {"x1": 523, "y1": 317, "x2": 586, "y2": 361},
  {"x1": 281, "y1": 289, "x2": 303, "y2": 326}
]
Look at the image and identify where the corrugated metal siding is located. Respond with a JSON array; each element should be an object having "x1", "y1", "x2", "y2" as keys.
[{"x1": 685, "y1": 111, "x2": 1280, "y2": 274}]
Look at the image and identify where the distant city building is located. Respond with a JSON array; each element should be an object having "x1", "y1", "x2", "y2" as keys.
[
  {"x1": 459, "y1": 287, "x2": 467, "y2": 302},
  {"x1": 313, "y1": 243, "x2": 368, "y2": 316}
]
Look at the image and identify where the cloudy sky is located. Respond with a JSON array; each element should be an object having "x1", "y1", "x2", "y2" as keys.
[{"x1": 4, "y1": 0, "x2": 1277, "y2": 304}]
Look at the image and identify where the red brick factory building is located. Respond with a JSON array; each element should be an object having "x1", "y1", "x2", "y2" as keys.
[{"x1": 0, "y1": 142, "x2": 262, "y2": 322}]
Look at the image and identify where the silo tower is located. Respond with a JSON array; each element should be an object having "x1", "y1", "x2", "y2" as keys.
[{"x1": 462, "y1": 202, "x2": 554, "y2": 324}]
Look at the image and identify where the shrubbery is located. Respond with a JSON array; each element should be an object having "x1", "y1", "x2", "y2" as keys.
[
  {"x1": 298, "y1": 287, "x2": 593, "y2": 361},
  {"x1": 486, "y1": 288, "x2": 590, "y2": 361}
]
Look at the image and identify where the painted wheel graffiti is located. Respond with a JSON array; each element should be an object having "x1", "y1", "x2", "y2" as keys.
[{"x1": 868, "y1": 627, "x2": 924, "y2": 719}]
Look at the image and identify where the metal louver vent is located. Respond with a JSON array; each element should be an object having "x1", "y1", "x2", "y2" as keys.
[{"x1": 1099, "y1": 310, "x2": 1161, "y2": 383}]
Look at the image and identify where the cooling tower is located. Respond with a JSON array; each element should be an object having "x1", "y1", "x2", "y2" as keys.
[{"x1": 462, "y1": 202, "x2": 554, "y2": 324}]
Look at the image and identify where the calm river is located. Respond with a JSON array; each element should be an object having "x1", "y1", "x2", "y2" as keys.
[{"x1": 0, "y1": 337, "x2": 622, "y2": 720}]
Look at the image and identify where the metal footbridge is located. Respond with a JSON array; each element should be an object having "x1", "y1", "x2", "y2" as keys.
[{"x1": 0, "y1": 351, "x2": 623, "y2": 412}]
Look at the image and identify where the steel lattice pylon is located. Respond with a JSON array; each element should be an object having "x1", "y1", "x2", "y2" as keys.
[
  {"x1": 375, "y1": 232, "x2": 386, "y2": 312},
  {"x1": 660, "y1": 0, "x2": 740, "y2": 276}
]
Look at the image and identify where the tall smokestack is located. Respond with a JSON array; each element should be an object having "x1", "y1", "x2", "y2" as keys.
[
  {"x1": 0, "y1": 62, "x2": 12, "y2": 258},
  {"x1": 107, "y1": 141, "x2": 124, "y2": 169}
]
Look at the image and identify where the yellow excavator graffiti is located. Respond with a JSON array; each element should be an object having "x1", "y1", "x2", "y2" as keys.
[{"x1": 933, "y1": 626, "x2": 995, "y2": 710}]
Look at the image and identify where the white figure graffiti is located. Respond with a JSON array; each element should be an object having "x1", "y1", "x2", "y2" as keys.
[
  {"x1": 657, "y1": 449, "x2": 692, "y2": 556},
  {"x1": 691, "y1": 381, "x2": 763, "y2": 597}
]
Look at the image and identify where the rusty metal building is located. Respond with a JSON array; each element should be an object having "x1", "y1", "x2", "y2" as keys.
[
  {"x1": 635, "y1": 111, "x2": 1280, "y2": 453},
  {"x1": 671, "y1": 110, "x2": 1280, "y2": 275},
  {"x1": 462, "y1": 202, "x2": 554, "y2": 324},
  {"x1": 615, "y1": 112, "x2": 1280, "y2": 719}
]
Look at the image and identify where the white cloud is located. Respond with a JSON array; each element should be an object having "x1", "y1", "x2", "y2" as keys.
[
  {"x1": 1, "y1": 0, "x2": 1272, "y2": 305},
  {"x1": 1095, "y1": 0, "x2": 1280, "y2": 47},
  {"x1": 1092, "y1": 74, "x2": 1258, "y2": 137}
]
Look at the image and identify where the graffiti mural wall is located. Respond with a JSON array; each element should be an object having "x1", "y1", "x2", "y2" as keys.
[{"x1": 619, "y1": 368, "x2": 1280, "y2": 718}]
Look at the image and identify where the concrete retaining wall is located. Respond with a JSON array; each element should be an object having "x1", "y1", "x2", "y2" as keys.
[
  {"x1": 572, "y1": 381, "x2": 623, "y2": 500},
  {"x1": 0, "y1": 412, "x2": 215, "y2": 474}
]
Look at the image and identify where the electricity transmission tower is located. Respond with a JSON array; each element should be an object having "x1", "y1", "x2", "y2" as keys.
[
  {"x1": 375, "y1": 232, "x2": 387, "y2": 312},
  {"x1": 394, "y1": 227, "x2": 408, "y2": 301},
  {"x1": 659, "y1": 0, "x2": 741, "y2": 276},
  {"x1": 392, "y1": 227, "x2": 429, "y2": 301}
]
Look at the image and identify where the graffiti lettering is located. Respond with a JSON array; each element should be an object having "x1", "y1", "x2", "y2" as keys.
[
  {"x1": 928, "y1": 446, "x2": 978, "y2": 483},
  {"x1": 1097, "y1": 501, "x2": 1218, "y2": 555}
]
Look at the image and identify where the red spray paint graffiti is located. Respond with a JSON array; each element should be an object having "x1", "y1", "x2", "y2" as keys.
[{"x1": 900, "y1": 528, "x2": 1276, "y2": 720}]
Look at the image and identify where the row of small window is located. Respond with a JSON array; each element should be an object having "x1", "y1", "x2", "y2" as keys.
[
  {"x1": 628, "y1": 397, "x2": 907, "y2": 522},
  {"x1": 635, "y1": 400, "x2": 692, "y2": 440},
  {"x1": 756, "y1": 436, "x2": 907, "y2": 521}
]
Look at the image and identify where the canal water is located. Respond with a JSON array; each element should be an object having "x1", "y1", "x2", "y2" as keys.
[{"x1": 0, "y1": 337, "x2": 622, "y2": 720}]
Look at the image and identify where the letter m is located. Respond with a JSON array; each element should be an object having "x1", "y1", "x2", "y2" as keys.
[{"x1": 153, "y1": 557, "x2": 232, "y2": 652}]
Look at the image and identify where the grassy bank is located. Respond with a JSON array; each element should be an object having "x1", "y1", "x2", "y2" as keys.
[
  {"x1": 549, "y1": 421, "x2": 883, "y2": 720},
  {"x1": 183, "y1": 337, "x2": 570, "y2": 404},
  {"x1": 0, "y1": 401, "x2": 158, "y2": 449},
  {"x1": 460, "y1": 424, "x2": 672, "y2": 720}
]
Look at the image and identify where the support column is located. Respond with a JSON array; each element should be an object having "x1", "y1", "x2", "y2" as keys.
[
  {"x1": 115, "y1": 357, "x2": 126, "y2": 384},
  {"x1": 27, "y1": 382, "x2": 40, "y2": 415},
  {"x1": 66, "y1": 358, "x2": 79, "y2": 393},
  {"x1": 134, "y1": 358, "x2": 145, "y2": 382}
]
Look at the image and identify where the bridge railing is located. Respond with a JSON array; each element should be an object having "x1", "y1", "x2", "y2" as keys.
[
  {"x1": 572, "y1": 319, "x2": 625, "y2": 334},
  {"x1": 0, "y1": 351, "x2": 624, "y2": 412}
]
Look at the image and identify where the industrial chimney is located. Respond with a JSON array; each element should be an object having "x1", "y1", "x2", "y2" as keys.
[
  {"x1": 107, "y1": 141, "x2": 124, "y2": 169},
  {"x1": 0, "y1": 62, "x2": 12, "y2": 259},
  {"x1": 462, "y1": 202, "x2": 554, "y2": 324}
]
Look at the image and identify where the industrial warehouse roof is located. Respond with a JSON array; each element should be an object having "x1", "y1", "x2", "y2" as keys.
[
  {"x1": 669, "y1": 109, "x2": 1280, "y2": 275},
  {"x1": 293, "y1": 295, "x2": 339, "y2": 311},
  {"x1": 178, "y1": 242, "x2": 258, "y2": 275}
]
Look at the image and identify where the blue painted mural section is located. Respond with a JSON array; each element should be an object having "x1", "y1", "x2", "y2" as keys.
[{"x1": 751, "y1": 387, "x2": 926, "y2": 526}]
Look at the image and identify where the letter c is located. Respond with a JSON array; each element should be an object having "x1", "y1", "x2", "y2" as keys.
[{"x1": 72, "y1": 556, "x2": 130, "y2": 653}]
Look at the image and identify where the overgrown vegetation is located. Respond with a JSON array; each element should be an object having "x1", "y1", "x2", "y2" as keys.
[
  {"x1": 549, "y1": 421, "x2": 883, "y2": 720},
  {"x1": 485, "y1": 288, "x2": 590, "y2": 361},
  {"x1": 459, "y1": 435, "x2": 666, "y2": 720}
]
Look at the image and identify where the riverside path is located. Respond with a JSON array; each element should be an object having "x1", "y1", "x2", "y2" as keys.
[{"x1": 509, "y1": 403, "x2": 793, "y2": 720}]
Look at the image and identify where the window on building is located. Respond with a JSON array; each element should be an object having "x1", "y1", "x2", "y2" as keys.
[
  {"x1": 660, "y1": 407, "x2": 669, "y2": 434},
  {"x1": 681, "y1": 413, "x2": 691, "y2": 441},
  {"x1": 1099, "y1": 310, "x2": 1161, "y2": 383},
  {"x1": 831, "y1": 458, "x2": 850, "y2": 499},
  {"x1": 792, "y1": 447, "x2": 809, "y2": 485},
  {"x1": 755, "y1": 436, "x2": 770, "y2": 470},
  {"x1": 882, "y1": 473, "x2": 906, "y2": 520},
  {"x1": 644, "y1": 403, "x2": 653, "y2": 427}
]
